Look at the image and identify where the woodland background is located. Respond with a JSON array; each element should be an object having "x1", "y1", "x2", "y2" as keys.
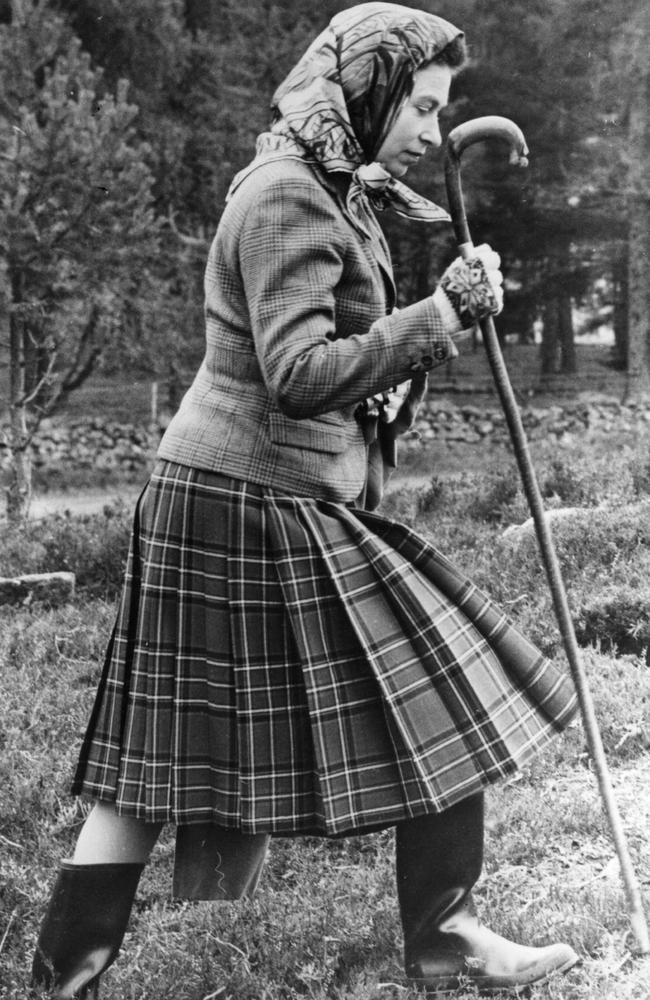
[{"x1": 1, "y1": 0, "x2": 650, "y2": 518}]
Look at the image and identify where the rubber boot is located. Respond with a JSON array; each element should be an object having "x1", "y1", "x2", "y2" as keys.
[
  {"x1": 396, "y1": 795, "x2": 578, "y2": 994},
  {"x1": 32, "y1": 860, "x2": 144, "y2": 999}
]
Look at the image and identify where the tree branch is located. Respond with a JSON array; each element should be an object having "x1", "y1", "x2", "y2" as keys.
[
  {"x1": 16, "y1": 348, "x2": 58, "y2": 407},
  {"x1": 166, "y1": 207, "x2": 210, "y2": 249},
  {"x1": 41, "y1": 303, "x2": 102, "y2": 416}
]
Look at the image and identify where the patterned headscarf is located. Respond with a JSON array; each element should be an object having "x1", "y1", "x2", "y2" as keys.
[{"x1": 251, "y1": 2, "x2": 464, "y2": 224}]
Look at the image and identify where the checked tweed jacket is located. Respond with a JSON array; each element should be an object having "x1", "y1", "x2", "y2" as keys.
[{"x1": 158, "y1": 155, "x2": 458, "y2": 504}]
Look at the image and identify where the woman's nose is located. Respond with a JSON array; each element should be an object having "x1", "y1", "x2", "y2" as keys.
[{"x1": 420, "y1": 118, "x2": 442, "y2": 148}]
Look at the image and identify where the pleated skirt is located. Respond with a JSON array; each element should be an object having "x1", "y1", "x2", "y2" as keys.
[{"x1": 72, "y1": 460, "x2": 577, "y2": 836}]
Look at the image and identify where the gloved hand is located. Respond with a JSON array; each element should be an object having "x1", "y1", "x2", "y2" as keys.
[{"x1": 436, "y1": 244, "x2": 504, "y2": 328}]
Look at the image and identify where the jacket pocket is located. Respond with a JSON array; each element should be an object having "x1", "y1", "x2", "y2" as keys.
[{"x1": 268, "y1": 411, "x2": 348, "y2": 454}]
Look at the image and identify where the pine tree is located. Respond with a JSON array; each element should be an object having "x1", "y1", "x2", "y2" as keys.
[{"x1": 0, "y1": 0, "x2": 158, "y2": 520}]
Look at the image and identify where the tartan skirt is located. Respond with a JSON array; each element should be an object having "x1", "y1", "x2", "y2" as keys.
[{"x1": 73, "y1": 460, "x2": 577, "y2": 836}]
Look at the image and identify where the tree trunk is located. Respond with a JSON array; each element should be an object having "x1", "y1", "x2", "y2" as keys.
[
  {"x1": 613, "y1": 246, "x2": 629, "y2": 370},
  {"x1": 166, "y1": 360, "x2": 182, "y2": 412},
  {"x1": 558, "y1": 290, "x2": 577, "y2": 375},
  {"x1": 6, "y1": 309, "x2": 32, "y2": 523},
  {"x1": 540, "y1": 298, "x2": 559, "y2": 376},
  {"x1": 626, "y1": 200, "x2": 650, "y2": 401},
  {"x1": 624, "y1": 11, "x2": 650, "y2": 403},
  {"x1": 150, "y1": 380, "x2": 159, "y2": 428}
]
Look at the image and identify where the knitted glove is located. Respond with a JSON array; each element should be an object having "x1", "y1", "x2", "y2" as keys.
[{"x1": 437, "y1": 244, "x2": 504, "y2": 329}]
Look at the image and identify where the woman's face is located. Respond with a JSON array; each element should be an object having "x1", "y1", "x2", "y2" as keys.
[{"x1": 375, "y1": 62, "x2": 452, "y2": 178}]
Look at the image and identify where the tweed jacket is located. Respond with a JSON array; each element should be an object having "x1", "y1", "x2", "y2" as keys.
[{"x1": 158, "y1": 155, "x2": 458, "y2": 505}]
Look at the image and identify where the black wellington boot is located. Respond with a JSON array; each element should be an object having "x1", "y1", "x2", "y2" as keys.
[
  {"x1": 396, "y1": 795, "x2": 578, "y2": 994},
  {"x1": 32, "y1": 860, "x2": 144, "y2": 999}
]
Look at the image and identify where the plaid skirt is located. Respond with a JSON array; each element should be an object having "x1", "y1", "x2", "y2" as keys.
[{"x1": 73, "y1": 460, "x2": 577, "y2": 836}]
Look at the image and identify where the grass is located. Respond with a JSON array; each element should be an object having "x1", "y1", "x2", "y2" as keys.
[{"x1": 2, "y1": 376, "x2": 650, "y2": 998}]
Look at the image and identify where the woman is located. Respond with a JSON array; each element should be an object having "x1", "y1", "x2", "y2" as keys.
[{"x1": 32, "y1": 4, "x2": 579, "y2": 996}]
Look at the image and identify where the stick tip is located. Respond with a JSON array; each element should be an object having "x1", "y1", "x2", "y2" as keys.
[
  {"x1": 509, "y1": 149, "x2": 529, "y2": 168},
  {"x1": 629, "y1": 909, "x2": 650, "y2": 956}
]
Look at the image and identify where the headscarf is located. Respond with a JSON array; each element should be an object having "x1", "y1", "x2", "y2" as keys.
[{"x1": 244, "y1": 2, "x2": 464, "y2": 225}]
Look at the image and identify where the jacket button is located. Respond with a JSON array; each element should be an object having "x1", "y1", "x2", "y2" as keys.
[
  {"x1": 433, "y1": 346, "x2": 447, "y2": 361},
  {"x1": 421, "y1": 354, "x2": 434, "y2": 369}
]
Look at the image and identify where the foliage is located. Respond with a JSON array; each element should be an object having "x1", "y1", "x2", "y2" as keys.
[
  {"x1": 0, "y1": 3, "x2": 159, "y2": 413},
  {"x1": 540, "y1": 453, "x2": 637, "y2": 507},
  {"x1": 0, "y1": 0, "x2": 648, "y2": 414},
  {"x1": 454, "y1": 0, "x2": 628, "y2": 366},
  {"x1": 0, "y1": 1, "x2": 166, "y2": 518},
  {"x1": 0, "y1": 500, "x2": 132, "y2": 598},
  {"x1": 1, "y1": 0, "x2": 648, "y2": 425},
  {"x1": 575, "y1": 586, "x2": 650, "y2": 661}
]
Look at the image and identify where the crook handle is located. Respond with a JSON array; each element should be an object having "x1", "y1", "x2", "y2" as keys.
[{"x1": 444, "y1": 115, "x2": 529, "y2": 250}]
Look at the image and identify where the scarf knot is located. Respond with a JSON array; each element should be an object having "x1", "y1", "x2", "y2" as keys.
[{"x1": 348, "y1": 161, "x2": 450, "y2": 225}]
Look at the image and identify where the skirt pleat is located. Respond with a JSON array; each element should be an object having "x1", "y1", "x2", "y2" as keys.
[{"x1": 72, "y1": 461, "x2": 577, "y2": 836}]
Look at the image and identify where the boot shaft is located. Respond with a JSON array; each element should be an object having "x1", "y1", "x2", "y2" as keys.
[
  {"x1": 395, "y1": 793, "x2": 484, "y2": 959},
  {"x1": 32, "y1": 861, "x2": 144, "y2": 999}
]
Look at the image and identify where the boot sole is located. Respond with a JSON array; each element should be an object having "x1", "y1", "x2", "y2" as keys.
[{"x1": 412, "y1": 951, "x2": 580, "y2": 995}]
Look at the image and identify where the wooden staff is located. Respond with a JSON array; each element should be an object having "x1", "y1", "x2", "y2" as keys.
[{"x1": 444, "y1": 115, "x2": 650, "y2": 955}]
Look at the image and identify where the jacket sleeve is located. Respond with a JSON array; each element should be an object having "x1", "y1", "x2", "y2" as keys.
[{"x1": 238, "y1": 172, "x2": 458, "y2": 419}]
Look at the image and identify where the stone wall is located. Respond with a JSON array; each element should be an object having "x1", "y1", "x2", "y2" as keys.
[
  {"x1": 0, "y1": 418, "x2": 158, "y2": 475},
  {"x1": 2, "y1": 398, "x2": 650, "y2": 476},
  {"x1": 406, "y1": 397, "x2": 650, "y2": 448}
]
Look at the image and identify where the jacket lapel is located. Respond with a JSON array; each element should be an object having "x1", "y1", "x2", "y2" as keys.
[{"x1": 319, "y1": 171, "x2": 397, "y2": 313}]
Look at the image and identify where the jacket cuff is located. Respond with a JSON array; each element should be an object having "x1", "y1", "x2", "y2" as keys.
[{"x1": 432, "y1": 286, "x2": 468, "y2": 335}]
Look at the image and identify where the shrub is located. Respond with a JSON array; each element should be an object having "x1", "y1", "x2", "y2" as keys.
[
  {"x1": 628, "y1": 453, "x2": 650, "y2": 498},
  {"x1": 575, "y1": 585, "x2": 650, "y2": 661},
  {"x1": 537, "y1": 444, "x2": 642, "y2": 508},
  {"x1": 384, "y1": 467, "x2": 528, "y2": 529},
  {"x1": 462, "y1": 466, "x2": 525, "y2": 523},
  {"x1": 541, "y1": 456, "x2": 606, "y2": 506},
  {"x1": 0, "y1": 500, "x2": 133, "y2": 598},
  {"x1": 495, "y1": 502, "x2": 650, "y2": 591},
  {"x1": 416, "y1": 474, "x2": 451, "y2": 515}
]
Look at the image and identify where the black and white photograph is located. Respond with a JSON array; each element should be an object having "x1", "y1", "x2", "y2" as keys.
[{"x1": 1, "y1": 1, "x2": 649, "y2": 997}]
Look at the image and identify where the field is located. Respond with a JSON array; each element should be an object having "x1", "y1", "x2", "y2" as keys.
[{"x1": 2, "y1": 343, "x2": 650, "y2": 999}]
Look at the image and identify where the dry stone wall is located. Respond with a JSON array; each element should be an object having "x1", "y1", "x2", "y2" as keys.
[
  {"x1": 0, "y1": 418, "x2": 158, "y2": 475},
  {"x1": 2, "y1": 399, "x2": 650, "y2": 475},
  {"x1": 406, "y1": 397, "x2": 650, "y2": 448}
]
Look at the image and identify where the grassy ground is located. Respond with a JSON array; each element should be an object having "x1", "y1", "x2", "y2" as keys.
[{"x1": 2, "y1": 425, "x2": 650, "y2": 998}]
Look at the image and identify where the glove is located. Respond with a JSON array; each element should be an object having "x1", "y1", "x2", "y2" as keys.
[{"x1": 437, "y1": 243, "x2": 504, "y2": 328}]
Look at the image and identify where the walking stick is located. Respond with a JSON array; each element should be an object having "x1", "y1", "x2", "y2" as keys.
[{"x1": 444, "y1": 115, "x2": 650, "y2": 955}]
